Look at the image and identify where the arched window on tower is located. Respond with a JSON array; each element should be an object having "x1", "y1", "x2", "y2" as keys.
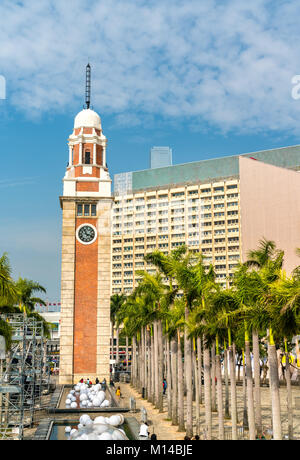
[{"x1": 84, "y1": 151, "x2": 91, "y2": 164}]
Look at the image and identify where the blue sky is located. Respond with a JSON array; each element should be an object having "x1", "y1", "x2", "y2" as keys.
[{"x1": 1, "y1": 0, "x2": 300, "y2": 300}]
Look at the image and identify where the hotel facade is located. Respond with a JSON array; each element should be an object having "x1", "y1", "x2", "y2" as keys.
[{"x1": 112, "y1": 145, "x2": 300, "y2": 294}]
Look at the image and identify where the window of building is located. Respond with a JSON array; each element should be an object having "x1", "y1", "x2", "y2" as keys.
[
  {"x1": 77, "y1": 204, "x2": 83, "y2": 216},
  {"x1": 84, "y1": 151, "x2": 91, "y2": 164},
  {"x1": 77, "y1": 203, "x2": 97, "y2": 217}
]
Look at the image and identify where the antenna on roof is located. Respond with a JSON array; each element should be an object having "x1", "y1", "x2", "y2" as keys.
[{"x1": 85, "y1": 63, "x2": 91, "y2": 109}]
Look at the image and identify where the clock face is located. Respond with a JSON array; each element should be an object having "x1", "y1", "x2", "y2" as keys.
[{"x1": 77, "y1": 225, "x2": 97, "y2": 244}]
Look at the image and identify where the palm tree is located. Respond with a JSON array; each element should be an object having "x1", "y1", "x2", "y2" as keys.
[
  {"x1": 240, "y1": 260, "x2": 284, "y2": 440},
  {"x1": 0, "y1": 254, "x2": 17, "y2": 305},
  {"x1": 245, "y1": 238, "x2": 284, "y2": 435},
  {"x1": 14, "y1": 278, "x2": 46, "y2": 312},
  {"x1": 135, "y1": 271, "x2": 173, "y2": 411},
  {"x1": 0, "y1": 319, "x2": 12, "y2": 351},
  {"x1": 110, "y1": 293, "x2": 126, "y2": 365},
  {"x1": 210, "y1": 289, "x2": 240, "y2": 439},
  {"x1": 167, "y1": 299, "x2": 185, "y2": 431},
  {"x1": 266, "y1": 273, "x2": 300, "y2": 440}
]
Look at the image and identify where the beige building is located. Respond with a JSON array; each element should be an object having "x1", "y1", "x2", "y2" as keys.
[{"x1": 112, "y1": 146, "x2": 300, "y2": 294}]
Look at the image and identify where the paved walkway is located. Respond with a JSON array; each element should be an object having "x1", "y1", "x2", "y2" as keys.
[
  {"x1": 118, "y1": 381, "x2": 300, "y2": 440},
  {"x1": 118, "y1": 383, "x2": 185, "y2": 440}
]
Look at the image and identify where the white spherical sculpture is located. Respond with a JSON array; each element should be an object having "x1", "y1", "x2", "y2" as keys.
[
  {"x1": 112, "y1": 430, "x2": 127, "y2": 440},
  {"x1": 99, "y1": 432, "x2": 113, "y2": 440},
  {"x1": 65, "y1": 426, "x2": 72, "y2": 433},
  {"x1": 65, "y1": 399, "x2": 71, "y2": 405},
  {"x1": 71, "y1": 402, "x2": 78, "y2": 408},
  {"x1": 93, "y1": 424, "x2": 109, "y2": 435},
  {"x1": 109, "y1": 415, "x2": 122, "y2": 427},
  {"x1": 100, "y1": 400, "x2": 110, "y2": 408},
  {"x1": 80, "y1": 415, "x2": 91, "y2": 426},
  {"x1": 92, "y1": 398, "x2": 101, "y2": 407}
]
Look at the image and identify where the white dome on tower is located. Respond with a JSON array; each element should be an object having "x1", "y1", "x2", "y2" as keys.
[{"x1": 74, "y1": 108, "x2": 101, "y2": 130}]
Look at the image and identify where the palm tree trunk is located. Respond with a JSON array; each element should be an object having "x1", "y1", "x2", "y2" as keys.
[
  {"x1": 147, "y1": 329, "x2": 151, "y2": 403},
  {"x1": 149, "y1": 330, "x2": 154, "y2": 403},
  {"x1": 171, "y1": 337, "x2": 178, "y2": 425},
  {"x1": 197, "y1": 337, "x2": 203, "y2": 405},
  {"x1": 158, "y1": 321, "x2": 164, "y2": 413},
  {"x1": 211, "y1": 341, "x2": 217, "y2": 412},
  {"x1": 215, "y1": 350, "x2": 224, "y2": 440},
  {"x1": 177, "y1": 332, "x2": 185, "y2": 432},
  {"x1": 229, "y1": 339, "x2": 238, "y2": 440},
  {"x1": 242, "y1": 351, "x2": 248, "y2": 431},
  {"x1": 144, "y1": 327, "x2": 148, "y2": 398},
  {"x1": 154, "y1": 321, "x2": 159, "y2": 408},
  {"x1": 245, "y1": 336, "x2": 256, "y2": 440},
  {"x1": 224, "y1": 344, "x2": 230, "y2": 419},
  {"x1": 167, "y1": 338, "x2": 172, "y2": 419},
  {"x1": 203, "y1": 343, "x2": 212, "y2": 440},
  {"x1": 184, "y1": 306, "x2": 193, "y2": 438},
  {"x1": 111, "y1": 323, "x2": 115, "y2": 361},
  {"x1": 252, "y1": 330, "x2": 262, "y2": 435},
  {"x1": 284, "y1": 340, "x2": 293, "y2": 440},
  {"x1": 140, "y1": 328, "x2": 145, "y2": 395},
  {"x1": 125, "y1": 336, "x2": 129, "y2": 372},
  {"x1": 194, "y1": 344, "x2": 200, "y2": 435},
  {"x1": 136, "y1": 339, "x2": 140, "y2": 390},
  {"x1": 268, "y1": 329, "x2": 282, "y2": 440},
  {"x1": 132, "y1": 336, "x2": 136, "y2": 387},
  {"x1": 116, "y1": 327, "x2": 120, "y2": 366}
]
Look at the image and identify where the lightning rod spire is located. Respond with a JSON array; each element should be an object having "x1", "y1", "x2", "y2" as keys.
[{"x1": 85, "y1": 63, "x2": 91, "y2": 109}]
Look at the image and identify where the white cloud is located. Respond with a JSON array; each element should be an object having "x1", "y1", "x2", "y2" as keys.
[
  {"x1": 0, "y1": 177, "x2": 37, "y2": 188},
  {"x1": 1, "y1": 0, "x2": 300, "y2": 133}
]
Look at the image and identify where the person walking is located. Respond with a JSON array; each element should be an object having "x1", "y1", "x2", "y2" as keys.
[
  {"x1": 116, "y1": 386, "x2": 122, "y2": 398},
  {"x1": 163, "y1": 378, "x2": 167, "y2": 395}
]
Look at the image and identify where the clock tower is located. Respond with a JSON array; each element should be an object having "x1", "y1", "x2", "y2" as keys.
[{"x1": 59, "y1": 65, "x2": 112, "y2": 384}]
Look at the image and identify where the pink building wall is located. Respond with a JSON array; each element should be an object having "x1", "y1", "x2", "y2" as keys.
[{"x1": 239, "y1": 156, "x2": 300, "y2": 274}]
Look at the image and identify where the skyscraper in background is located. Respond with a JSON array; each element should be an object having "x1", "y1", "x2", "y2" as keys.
[{"x1": 150, "y1": 146, "x2": 173, "y2": 169}]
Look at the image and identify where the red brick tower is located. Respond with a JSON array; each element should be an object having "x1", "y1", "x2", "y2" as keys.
[{"x1": 59, "y1": 66, "x2": 112, "y2": 384}]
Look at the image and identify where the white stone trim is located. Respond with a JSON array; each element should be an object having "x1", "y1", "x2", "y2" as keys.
[
  {"x1": 79, "y1": 142, "x2": 83, "y2": 164},
  {"x1": 93, "y1": 143, "x2": 97, "y2": 165}
]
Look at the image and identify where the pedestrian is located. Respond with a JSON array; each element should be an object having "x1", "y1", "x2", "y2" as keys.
[
  {"x1": 184, "y1": 435, "x2": 191, "y2": 441},
  {"x1": 150, "y1": 433, "x2": 157, "y2": 441},
  {"x1": 139, "y1": 422, "x2": 149, "y2": 439},
  {"x1": 95, "y1": 377, "x2": 99, "y2": 385},
  {"x1": 116, "y1": 386, "x2": 121, "y2": 398},
  {"x1": 163, "y1": 378, "x2": 167, "y2": 395},
  {"x1": 193, "y1": 435, "x2": 200, "y2": 440},
  {"x1": 101, "y1": 378, "x2": 107, "y2": 391}
]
